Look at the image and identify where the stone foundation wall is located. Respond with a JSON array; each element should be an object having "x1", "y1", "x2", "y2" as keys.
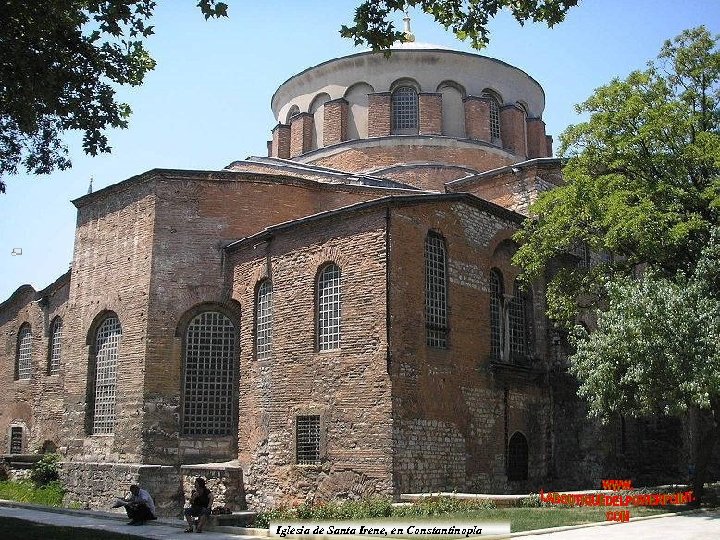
[{"x1": 180, "y1": 463, "x2": 246, "y2": 511}]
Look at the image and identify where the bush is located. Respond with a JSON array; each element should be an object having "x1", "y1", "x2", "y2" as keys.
[{"x1": 30, "y1": 453, "x2": 61, "y2": 487}]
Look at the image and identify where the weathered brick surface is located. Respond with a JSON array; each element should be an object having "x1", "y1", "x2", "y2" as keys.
[
  {"x1": 367, "y1": 93, "x2": 391, "y2": 138},
  {"x1": 228, "y1": 209, "x2": 392, "y2": 509},
  {"x1": 418, "y1": 93, "x2": 442, "y2": 136},
  {"x1": 463, "y1": 96, "x2": 492, "y2": 142},
  {"x1": 323, "y1": 99, "x2": 348, "y2": 146},
  {"x1": 271, "y1": 124, "x2": 290, "y2": 159},
  {"x1": 500, "y1": 105, "x2": 527, "y2": 157},
  {"x1": 526, "y1": 118, "x2": 549, "y2": 159},
  {"x1": 290, "y1": 113, "x2": 313, "y2": 158}
]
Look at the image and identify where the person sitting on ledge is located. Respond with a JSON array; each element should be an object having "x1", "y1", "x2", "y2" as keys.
[
  {"x1": 111, "y1": 483, "x2": 157, "y2": 525},
  {"x1": 184, "y1": 476, "x2": 213, "y2": 533}
]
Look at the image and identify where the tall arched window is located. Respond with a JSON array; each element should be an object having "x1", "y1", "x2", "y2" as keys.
[
  {"x1": 317, "y1": 263, "x2": 341, "y2": 351},
  {"x1": 490, "y1": 269, "x2": 503, "y2": 359},
  {"x1": 481, "y1": 90, "x2": 501, "y2": 140},
  {"x1": 92, "y1": 315, "x2": 122, "y2": 434},
  {"x1": 507, "y1": 432, "x2": 529, "y2": 481},
  {"x1": 48, "y1": 317, "x2": 63, "y2": 374},
  {"x1": 509, "y1": 281, "x2": 530, "y2": 361},
  {"x1": 425, "y1": 232, "x2": 448, "y2": 348},
  {"x1": 255, "y1": 280, "x2": 273, "y2": 360},
  {"x1": 16, "y1": 324, "x2": 32, "y2": 380},
  {"x1": 391, "y1": 86, "x2": 418, "y2": 134},
  {"x1": 183, "y1": 311, "x2": 236, "y2": 436}
]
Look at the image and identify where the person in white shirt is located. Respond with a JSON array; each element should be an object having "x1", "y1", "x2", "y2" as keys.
[{"x1": 112, "y1": 484, "x2": 157, "y2": 525}]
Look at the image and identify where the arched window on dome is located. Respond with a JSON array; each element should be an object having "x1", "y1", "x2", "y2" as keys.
[
  {"x1": 437, "y1": 81, "x2": 465, "y2": 137},
  {"x1": 481, "y1": 89, "x2": 502, "y2": 141},
  {"x1": 391, "y1": 86, "x2": 418, "y2": 135},
  {"x1": 286, "y1": 105, "x2": 301, "y2": 124}
]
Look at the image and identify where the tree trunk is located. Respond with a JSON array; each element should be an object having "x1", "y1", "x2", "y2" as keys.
[{"x1": 691, "y1": 405, "x2": 719, "y2": 505}]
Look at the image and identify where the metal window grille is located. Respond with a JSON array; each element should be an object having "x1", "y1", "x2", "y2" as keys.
[
  {"x1": 425, "y1": 233, "x2": 448, "y2": 348},
  {"x1": 296, "y1": 415, "x2": 321, "y2": 464},
  {"x1": 490, "y1": 270, "x2": 503, "y2": 359},
  {"x1": 183, "y1": 311, "x2": 236, "y2": 435},
  {"x1": 49, "y1": 318, "x2": 63, "y2": 374},
  {"x1": 507, "y1": 433, "x2": 528, "y2": 481},
  {"x1": 391, "y1": 86, "x2": 418, "y2": 133},
  {"x1": 16, "y1": 325, "x2": 32, "y2": 380},
  {"x1": 317, "y1": 264, "x2": 341, "y2": 350},
  {"x1": 256, "y1": 281, "x2": 272, "y2": 360},
  {"x1": 482, "y1": 93, "x2": 501, "y2": 139},
  {"x1": 10, "y1": 427, "x2": 22, "y2": 454},
  {"x1": 508, "y1": 285, "x2": 528, "y2": 359},
  {"x1": 92, "y1": 316, "x2": 121, "y2": 434}
]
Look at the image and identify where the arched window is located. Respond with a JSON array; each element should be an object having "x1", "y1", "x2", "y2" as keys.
[
  {"x1": 286, "y1": 105, "x2": 301, "y2": 123},
  {"x1": 481, "y1": 90, "x2": 501, "y2": 140},
  {"x1": 507, "y1": 432, "x2": 529, "y2": 481},
  {"x1": 490, "y1": 269, "x2": 503, "y2": 359},
  {"x1": 317, "y1": 263, "x2": 341, "y2": 350},
  {"x1": 509, "y1": 281, "x2": 531, "y2": 361},
  {"x1": 183, "y1": 311, "x2": 236, "y2": 436},
  {"x1": 425, "y1": 232, "x2": 448, "y2": 348},
  {"x1": 48, "y1": 317, "x2": 63, "y2": 374},
  {"x1": 16, "y1": 324, "x2": 32, "y2": 380},
  {"x1": 255, "y1": 280, "x2": 273, "y2": 360},
  {"x1": 391, "y1": 86, "x2": 418, "y2": 134},
  {"x1": 92, "y1": 315, "x2": 122, "y2": 434}
]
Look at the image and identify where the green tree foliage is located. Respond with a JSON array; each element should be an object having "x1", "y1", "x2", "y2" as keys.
[
  {"x1": 0, "y1": 1, "x2": 228, "y2": 193},
  {"x1": 514, "y1": 27, "x2": 720, "y2": 501},
  {"x1": 341, "y1": 0, "x2": 578, "y2": 51},
  {"x1": 514, "y1": 26, "x2": 720, "y2": 325}
]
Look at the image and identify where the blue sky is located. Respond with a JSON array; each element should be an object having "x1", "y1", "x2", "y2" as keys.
[{"x1": 1, "y1": 0, "x2": 718, "y2": 302}]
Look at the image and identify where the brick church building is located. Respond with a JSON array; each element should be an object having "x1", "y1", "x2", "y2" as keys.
[{"x1": 0, "y1": 38, "x2": 689, "y2": 514}]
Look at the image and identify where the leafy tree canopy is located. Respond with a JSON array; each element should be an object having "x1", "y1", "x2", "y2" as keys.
[
  {"x1": 514, "y1": 26, "x2": 720, "y2": 325},
  {"x1": 0, "y1": 0, "x2": 228, "y2": 193},
  {"x1": 341, "y1": 0, "x2": 578, "y2": 51}
]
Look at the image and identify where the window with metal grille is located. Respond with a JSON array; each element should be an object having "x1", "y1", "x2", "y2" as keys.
[
  {"x1": 482, "y1": 91, "x2": 501, "y2": 140},
  {"x1": 16, "y1": 324, "x2": 32, "y2": 380},
  {"x1": 92, "y1": 315, "x2": 122, "y2": 434},
  {"x1": 317, "y1": 264, "x2": 341, "y2": 350},
  {"x1": 296, "y1": 415, "x2": 321, "y2": 465},
  {"x1": 48, "y1": 317, "x2": 63, "y2": 374},
  {"x1": 10, "y1": 426, "x2": 23, "y2": 454},
  {"x1": 508, "y1": 283, "x2": 529, "y2": 360},
  {"x1": 425, "y1": 233, "x2": 448, "y2": 348},
  {"x1": 391, "y1": 86, "x2": 418, "y2": 134},
  {"x1": 507, "y1": 432, "x2": 528, "y2": 481},
  {"x1": 183, "y1": 311, "x2": 236, "y2": 436},
  {"x1": 490, "y1": 269, "x2": 503, "y2": 359},
  {"x1": 256, "y1": 280, "x2": 272, "y2": 360}
]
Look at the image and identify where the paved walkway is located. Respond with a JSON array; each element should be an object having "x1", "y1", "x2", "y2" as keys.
[
  {"x1": 0, "y1": 501, "x2": 264, "y2": 539},
  {"x1": 2, "y1": 500, "x2": 720, "y2": 540}
]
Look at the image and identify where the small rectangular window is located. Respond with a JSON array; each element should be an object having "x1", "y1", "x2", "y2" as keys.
[
  {"x1": 10, "y1": 426, "x2": 23, "y2": 454},
  {"x1": 296, "y1": 415, "x2": 321, "y2": 465}
]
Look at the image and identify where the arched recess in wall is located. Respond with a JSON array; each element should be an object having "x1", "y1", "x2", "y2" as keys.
[
  {"x1": 310, "y1": 93, "x2": 331, "y2": 150},
  {"x1": 481, "y1": 88, "x2": 503, "y2": 143},
  {"x1": 507, "y1": 431, "x2": 529, "y2": 481},
  {"x1": 437, "y1": 81, "x2": 466, "y2": 137},
  {"x1": 285, "y1": 105, "x2": 301, "y2": 124},
  {"x1": 344, "y1": 82, "x2": 374, "y2": 140}
]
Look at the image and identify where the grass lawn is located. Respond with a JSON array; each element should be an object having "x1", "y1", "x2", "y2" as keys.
[{"x1": 0, "y1": 516, "x2": 147, "y2": 540}]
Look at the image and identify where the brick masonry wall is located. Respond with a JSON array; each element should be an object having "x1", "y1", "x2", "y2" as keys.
[
  {"x1": 500, "y1": 106, "x2": 527, "y2": 158},
  {"x1": 368, "y1": 93, "x2": 391, "y2": 138},
  {"x1": 388, "y1": 200, "x2": 551, "y2": 494},
  {"x1": 463, "y1": 97, "x2": 491, "y2": 142},
  {"x1": 418, "y1": 94, "x2": 442, "y2": 136},
  {"x1": 0, "y1": 277, "x2": 68, "y2": 455},
  {"x1": 308, "y1": 145, "x2": 515, "y2": 182},
  {"x1": 526, "y1": 118, "x2": 549, "y2": 159},
  {"x1": 324, "y1": 99, "x2": 348, "y2": 146},
  {"x1": 272, "y1": 124, "x2": 291, "y2": 159},
  {"x1": 378, "y1": 166, "x2": 474, "y2": 192},
  {"x1": 60, "y1": 180, "x2": 158, "y2": 465},
  {"x1": 228, "y1": 209, "x2": 392, "y2": 510},
  {"x1": 142, "y1": 175, "x2": 393, "y2": 466},
  {"x1": 291, "y1": 113, "x2": 313, "y2": 158}
]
